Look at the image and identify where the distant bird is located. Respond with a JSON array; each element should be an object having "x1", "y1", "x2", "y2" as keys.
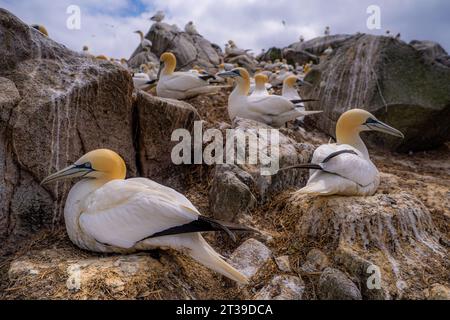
[
  {"x1": 282, "y1": 20, "x2": 286, "y2": 27},
  {"x1": 31, "y1": 24, "x2": 48, "y2": 37},
  {"x1": 150, "y1": 10, "x2": 165, "y2": 23},
  {"x1": 225, "y1": 44, "x2": 252, "y2": 57},
  {"x1": 134, "y1": 30, "x2": 152, "y2": 49},
  {"x1": 270, "y1": 65, "x2": 293, "y2": 87},
  {"x1": 386, "y1": 30, "x2": 391, "y2": 36},
  {"x1": 185, "y1": 21, "x2": 198, "y2": 35},
  {"x1": 323, "y1": 46, "x2": 333, "y2": 56},
  {"x1": 299, "y1": 35, "x2": 305, "y2": 43},
  {"x1": 282, "y1": 109, "x2": 404, "y2": 196},
  {"x1": 81, "y1": 45, "x2": 93, "y2": 58},
  {"x1": 250, "y1": 74, "x2": 271, "y2": 96},
  {"x1": 324, "y1": 26, "x2": 330, "y2": 36},
  {"x1": 218, "y1": 67, "x2": 321, "y2": 127},
  {"x1": 395, "y1": 33, "x2": 401, "y2": 40},
  {"x1": 41, "y1": 149, "x2": 251, "y2": 284},
  {"x1": 157, "y1": 52, "x2": 221, "y2": 100}
]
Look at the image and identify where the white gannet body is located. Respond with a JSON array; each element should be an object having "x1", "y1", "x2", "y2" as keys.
[
  {"x1": 134, "y1": 30, "x2": 152, "y2": 49},
  {"x1": 285, "y1": 109, "x2": 404, "y2": 196},
  {"x1": 249, "y1": 74, "x2": 270, "y2": 96},
  {"x1": 156, "y1": 52, "x2": 220, "y2": 100},
  {"x1": 81, "y1": 45, "x2": 94, "y2": 58},
  {"x1": 219, "y1": 68, "x2": 321, "y2": 127},
  {"x1": 323, "y1": 46, "x2": 333, "y2": 55},
  {"x1": 41, "y1": 149, "x2": 251, "y2": 284},
  {"x1": 270, "y1": 66, "x2": 293, "y2": 87},
  {"x1": 150, "y1": 10, "x2": 165, "y2": 22},
  {"x1": 185, "y1": 21, "x2": 198, "y2": 35}
]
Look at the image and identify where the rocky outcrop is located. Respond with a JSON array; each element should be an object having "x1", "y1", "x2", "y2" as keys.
[
  {"x1": 410, "y1": 40, "x2": 450, "y2": 67},
  {"x1": 0, "y1": 9, "x2": 137, "y2": 250},
  {"x1": 254, "y1": 275, "x2": 305, "y2": 300},
  {"x1": 130, "y1": 22, "x2": 221, "y2": 71},
  {"x1": 318, "y1": 268, "x2": 362, "y2": 300},
  {"x1": 286, "y1": 189, "x2": 449, "y2": 299},
  {"x1": 302, "y1": 34, "x2": 450, "y2": 152},
  {"x1": 134, "y1": 92, "x2": 200, "y2": 188}
]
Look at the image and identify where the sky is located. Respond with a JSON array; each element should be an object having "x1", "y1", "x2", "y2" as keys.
[{"x1": 1, "y1": 0, "x2": 449, "y2": 59}]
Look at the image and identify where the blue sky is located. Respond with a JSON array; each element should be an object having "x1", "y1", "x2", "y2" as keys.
[{"x1": 1, "y1": 0, "x2": 449, "y2": 59}]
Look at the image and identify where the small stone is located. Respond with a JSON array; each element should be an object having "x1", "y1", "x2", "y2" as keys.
[
  {"x1": 229, "y1": 239, "x2": 272, "y2": 279},
  {"x1": 254, "y1": 275, "x2": 305, "y2": 300},
  {"x1": 275, "y1": 256, "x2": 291, "y2": 272},
  {"x1": 301, "y1": 249, "x2": 329, "y2": 273},
  {"x1": 318, "y1": 268, "x2": 362, "y2": 300}
]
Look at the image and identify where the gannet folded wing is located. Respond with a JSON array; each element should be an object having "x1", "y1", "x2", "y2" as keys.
[
  {"x1": 308, "y1": 144, "x2": 379, "y2": 188},
  {"x1": 79, "y1": 179, "x2": 200, "y2": 249},
  {"x1": 247, "y1": 95, "x2": 321, "y2": 117}
]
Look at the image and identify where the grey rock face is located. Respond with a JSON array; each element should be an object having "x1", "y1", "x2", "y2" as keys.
[{"x1": 318, "y1": 268, "x2": 362, "y2": 300}]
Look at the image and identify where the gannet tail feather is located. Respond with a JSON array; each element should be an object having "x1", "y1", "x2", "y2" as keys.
[{"x1": 189, "y1": 235, "x2": 249, "y2": 284}]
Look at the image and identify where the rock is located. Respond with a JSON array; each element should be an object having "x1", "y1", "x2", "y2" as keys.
[
  {"x1": 258, "y1": 47, "x2": 283, "y2": 62},
  {"x1": 424, "y1": 284, "x2": 450, "y2": 300},
  {"x1": 300, "y1": 249, "x2": 329, "y2": 273},
  {"x1": 130, "y1": 22, "x2": 221, "y2": 72},
  {"x1": 134, "y1": 91, "x2": 200, "y2": 188},
  {"x1": 289, "y1": 34, "x2": 354, "y2": 56},
  {"x1": 254, "y1": 275, "x2": 305, "y2": 300},
  {"x1": 335, "y1": 246, "x2": 390, "y2": 300},
  {"x1": 127, "y1": 49, "x2": 158, "y2": 70},
  {"x1": 286, "y1": 191, "x2": 448, "y2": 299},
  {"x1": 318, "y1": 268, "x2": 362, "y2": 300},
  {"x1": 5, "y1": 245, "x2": 240, "y2": 300},
  {"x1": 229, "y1": 239, "x2": 272, "y2": 279},
  {"x1": 410, "y1": 40, "x2": 449, "y2": 66},
  {"x1": 275, "y1": 256, "x2": 291, "y2": 273},
  {"x1": 0, "y1": 9, "x2": 137, "y2": 250},
  {"x1": 230, "y1": 118, "x2": 315, "y2": 201},
  {"x1": 209, "y1": 164, "x2": 256, "y2": 222},
  {"x1": 303, "y1": 34, "x2": 450, "y2": 152}
]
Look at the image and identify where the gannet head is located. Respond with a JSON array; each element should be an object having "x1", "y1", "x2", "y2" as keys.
[
  {"x1": 254, "y1": 73, "x2": 268, "y2": 87},
  {"x1": 218, "y1": 67, "x2": 250, "y2": 94},
  {"x1": 41, "y1": 149, "x2": 126, "y2": 185},
  {"x1": 284, "y1": 75, "x2": 311, "y2": 88},
  {"x1": 96, "y1": 55, "x2": 108, "y2": 60},
  {"x1": 159, "y1": 52, "x2": 177, "y2": 75},
  {"x1": 336, "y1": 109, "x2": 404, "y2": 143},
  {"x1": 82, "y1": 45, "x2": 89, "y2": 52},
  {"x1": 32, "y1": 24, "x2": 49, "y2": 37}
]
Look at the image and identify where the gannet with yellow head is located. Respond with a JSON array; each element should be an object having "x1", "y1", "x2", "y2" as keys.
[
  {"x1": 134, "y1": 30, "x2": 152, "y2": 49},
  {"x1": 31, "y1": 24, "x2": 48, "y2": 37},
  {"x1": 156, "y1": 52, "x2": 221, "y2": 100},
  {"x1": 281, "y1": 75, "x2": 312, "y2": 122},
  {"x1": 218, "y1": 67, "x2": 321, "y2": 127},
  {"x1": 250, "y1": 73, "x2": 271, "y2": 96},
  {"x1": 41, "y1": 149, "x2": 252, "y2": 284},
  {"x1": 283, "y1": 109, "x2": 404, "y2": 196}
]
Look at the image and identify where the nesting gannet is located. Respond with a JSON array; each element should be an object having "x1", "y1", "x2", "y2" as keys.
[
  {"x1": 132, "y1": 68, "x2": 156, "y2": 90},
  {"x1": 81, "y1": 45, "x2": 94, "y2": 58},
  {"x1": 96, "y1": 55, "x2": 109, "y2": 60},
  {"x1": 31, "y1": 24, "x2": 48, "y2": 37},
  {"x1": 156, "y1": 52, "x2": 220, "y2": 100},
  {"x1": 270, "y1": 65, "x2": 293, "y2": 87},
  {"x1": 185, "y1": 21, "x2": 198, "y2": 35},
  {"x1": 324, "y1": 26, "x2": 330, "y2": 36},
  {"x1": 299, "y1": 35, "x2": 305, "y2": 43},
  {"x1": 218, "y1": 68, "x2": 321, "y2": 127},
  {"x1": 134, "y1": 30, "x2": 152, "y2": 49},
  {"x1": 323, "y1": 46, "x2": 333, "y2": 56},
  {"x1": 41, "y1": 149, "x2": 251, "y2": 283},
  {"x1": 282, "y1": 75, "x2": 310, "y2": 121},
  {"x1": 250, "y1": 74, "x2": 270, "y2": 96},
  {"x1": 282, "y1": 109, "x2": 404, "y2": 196},
  {"x1": 150, "y1": 10, "x2": 165, "y2": 23}
]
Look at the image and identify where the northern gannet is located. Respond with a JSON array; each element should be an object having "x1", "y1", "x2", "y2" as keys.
[
  {"x1": 96, "y1": 55, "x2": 109, "y2": 60},
  {"x1": 250, "y1": 74, "x2": 270, "y2": 96},
  {"x1": 156, "y1": 52, "x2": 220, "y2": 100},
  {"x1": 134, "y1": 30, "x2": 152, "y2": 49},
  {"x1": 323, "y1": 46, "x2": 333, "y2": 56},
  {"x1": 132, "y1": 66, "x2": 156, "y2": 90},
  {"x1": 185, "y1": 21, "x2": 198, "y2": 35},
  {"x1": 324, "y1": 26, "x2": 330, "y2": 36},
  {"x1": 283, "y1": 109, "x2": 404, "y2": 196},
  {"x1": 31, "y1": 24, "x2": 48, "y2": 37},
  {"x1": 150, "y1": 10, "x2": 165, "y2": 23},
  {"x1": 282, "y1": 75, "x2": 310, "y2": 121},
  {"x1": 218, "y1": 68, "x2": 321, "y2": 127},
  {"x1": 81, "y1": 45, "x2": 94, "y2": 58},
  {"x1": 299, "y1": 35, "x2": 305, "y2": 43},
  {"x1": 41, "y1": 149, "x2": 251, "y2": 284}
]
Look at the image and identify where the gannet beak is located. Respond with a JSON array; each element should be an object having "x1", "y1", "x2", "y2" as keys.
[
  {"x1": 296, "y1": 79, "x2": 312, "y2": 87},
  {"x1": 41, "y1": 164, "x2": 93, "y2": 185},
  {"x1": 365, "y1": 118, "x2": 405, "y2": 138},
  {"x1": 217, "y1": 71, "x2": 239, "y2": 78},
  {"x1": 157, "y1": 61, "x2": 164, "y2": 79}
]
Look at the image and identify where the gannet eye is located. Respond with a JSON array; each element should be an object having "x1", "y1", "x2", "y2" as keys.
[
  {"x1": 365, "y1": 118, "x2": 378, "y2": 125},
  {"x1": 77, "y1": 162, "x2": 93, "y2": 170},
  {"x1": 232, "y1": 69, "x2": 241, "y2": 76}
]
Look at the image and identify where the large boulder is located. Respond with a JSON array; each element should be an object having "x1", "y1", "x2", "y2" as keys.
[
  {"x1": 0, "y1": 9, "x2": 136, "y2": 250},
  {"x1": 285, "y1": 189, "x2": 448, "y2": 299},
  {"x1": 410, "y1": 40, "x2": 450, "y2": 67},
  {"x1": 302, "y1": 34, "x2": 450, "y2": 152},
  {"x1": 130, "y1": 22, "x2": 221, "y2": 71}
]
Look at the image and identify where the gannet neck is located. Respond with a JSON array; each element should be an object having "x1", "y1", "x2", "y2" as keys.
[
  {"x1": 336, "y1": 122, "x2": 369, "y2": 159},
  {"x1": 161, "y1": 53, "x2": 176, "y2": 76}
]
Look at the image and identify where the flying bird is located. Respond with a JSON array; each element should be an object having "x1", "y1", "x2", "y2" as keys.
[
  {"x1": 41, "y1": 149, "x2": 252, "y2": 284},
  {"x1": 218, "y1": 67, "x2": 321, "y2": 127},
  {"x1": 281, "y1": 109, "x2": 404, "y2": 196}
]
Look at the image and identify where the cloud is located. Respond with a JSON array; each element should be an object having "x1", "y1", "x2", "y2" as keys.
[{"x1": 1, "y1": 0, "x2": 449, "y2": 59}]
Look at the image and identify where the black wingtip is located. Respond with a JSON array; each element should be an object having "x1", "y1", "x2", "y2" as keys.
[
  {"x1": 290, "y1": 99, "x2": 319, "y2": 104},
  {"x1": 279, "y1": 163, "x2": 323, "y2": 171}
]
